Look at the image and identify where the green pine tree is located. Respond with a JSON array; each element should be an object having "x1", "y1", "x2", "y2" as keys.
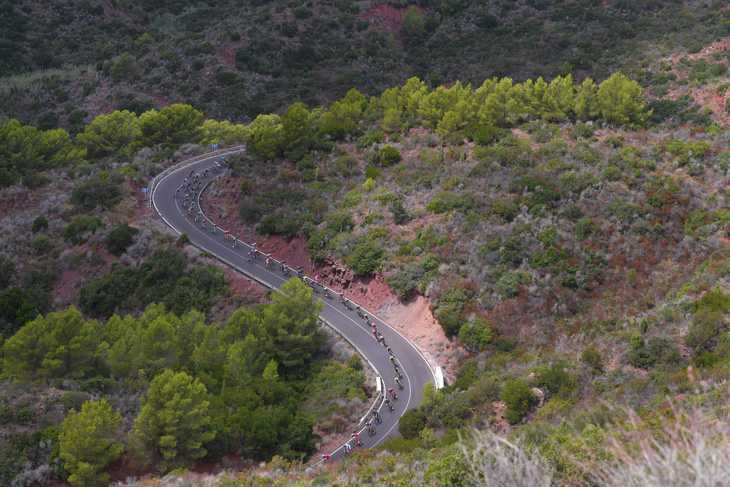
[
  {"x1": 59, "y1": 399, "x2": 123, "y2": 487},
  {"x1": 129, "y1": 369, "x2": 215, "y2": 471}
]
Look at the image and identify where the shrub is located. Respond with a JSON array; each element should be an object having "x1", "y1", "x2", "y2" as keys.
[
  {"x1": 458, "y1": 317, "x2": 494, "y2": 352},
  {"x1": 63, "y1": 217, "x2": 103, "y2": 245},
  {"x1": 573, "y1": 218, "x2": 598, "y2": 240},
  {"x1": 350, "y1": 240, "x2": 385, "y2": 276},
  {"x1": 60, "y1": 391, "x2": 91, "y2": 412},
  {"x1": 30, "y1": 234, "x2": 52, "y2": 253},
  {"x1": 492, "y1": 199, "x2": 519, "y2": 221},
  {"x1": 398, "y1": 409, "x2": 427, "y2": 439},
  {"x1": 346, "y1": 354, "x2": 363, "y2": 371},
  {"x1": 365, "y1": 167, "x2": 382, "y2": 179},
  {"x1": 71, "y1": 176, "x2": 123, "y2": 211},
  {"x1": 334, "y1": 155, "x2": 358, "y2": 177},
  {"x1": 31, "y1": 216, "x2": 49, "y2": 233},
  {"x1": 379, "y1": 145, "x2": 401, "y2": 166},
  {"x1": 107, "y1": 223, "x2": 139, "y2": 256},
  {"x1": 581, "y1": 346, "x2": 603, "y2": 373},
  {"x1": 78, "y1": 262, "x2": 138, "y2": 318},
  {"x1": 385, "y1": 254, "x2": 439, "y2": 300},
  {"x1": 390, "y1": 200, "x2": 410, "y2": 225},
  {"x1": 0, "y1": 407, "x2": 11, "y2": 424},
  {"x1": 501, "y1": 379, "x2": 537, "y2": 424},
  {"x1": 16, "y1": 407, "x2": 33, "y2": 425}
]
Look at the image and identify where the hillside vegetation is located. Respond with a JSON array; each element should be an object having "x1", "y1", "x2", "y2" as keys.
[
  {"x1": 3, "y1": 5, "x2": 730, "y2": 484},
  {"x1": 2, "y1": 0, "x2": 730, "y2": 128}
]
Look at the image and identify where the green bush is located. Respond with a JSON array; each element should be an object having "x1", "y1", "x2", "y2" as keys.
[
  {"x1": 71, "y1": 176, "x2": 123, "y2": 211},
  {"x1": 390, "y1": 200, "x2": 410, "y2": 225},
  {"x1": 379, "y1": 145, "x2": 401, "y2": 166},
  {"x1": 398, "y1": 409, "x2": 427, "y2": 439},
  {"x1": 30, "y1": 234, "x2": 52, "y2": 253},
  {"x1": 385, "y1": 254, "x2": 439, "y2": 300},
  {"x1": 78, "y1": 262, "x2": 138, "y2": 318},
  {"x1": 106, "y1": 223, "x2": 139, "y2": 256},
  {"x1": 0, "y1": 407, "x2": 11, "y2": 424},
  {"x1": 31, "y1": 216, "x2": 49, "y2": 233},
  {"x1": 501, "y1": 379, "x2": 536, "y2": 424},
  {"x1": 60, "y1": 391, "x2": 91, "y2": 412},
  {"x1": 16, "y1": 407, "x2": 33, "y2": 425},
  {"x1": 63, "y1": 216, "x2": 103, "y2": 245},
  {"x1": 573, "y1": 218, "x2": 598, "y2": 240},
  {"x1": 350, "y1": 240, "x2": 385, "y2": 276},
  {"x1": 581, "y1": 346, "x2": 603, "y2": 373},
  {"x1": 458, "y1": 317, "x2": 493, "y2": 351}
]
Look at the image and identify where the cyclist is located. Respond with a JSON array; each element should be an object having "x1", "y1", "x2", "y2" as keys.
[
  {"x1": 201, "y1": 219, "x2": 207, "y2": 228},
  {"x1": 203, "y1": 168, "x2": 209, "y2": 177},
  {"x1": 378, "y1": 334, "x2": 385, "y2": 345},
  {"x1": 296, "y1": 266, "x2": 303, "y2": 278},
  {"x1": 355, "y1": 305, "x2": 361, "y2": 316},
  {"x1": 175, "y1": 188, "x2": 180, "y2": 198},
  {"x1": 364, "y1": 314, "x2": 370, "y2": 325},
  {"x1": 371, "y1": 322, "x2": 377, "y2": 332},
  {"x1": 266, "y1": 257, "x2": 272, "y2": 269},
  {"x1": 389, "y1": 355, "x2": 396, "y2": 364},
  {"x1": 395, "y1": 377, "x2": 403, "y2": 390},
  {"x1": 225, "y1": 230, "x2": 230, "y2": 241},
  {"x1": 280, "y1": 260, "x2": 286, "y2": 271},
  {"x1": 232, "y1": 236, "x2": 237, "y2": 248},
  {"x1": 351, "y1": 432, "x2": 362, "y2": 446},
  {"x1": 343, "y1": 443, "x2": 352, "y2": 455},
  {"x1": 339, "y1": 292, "x2": 344, "y2": 303},
  {"x1": 372, "y1": 329, "x2": 378, "y2": 339},
  {"x1": 322, "y1": 454, "x2": 331, "y2": 463},
  {"x1": 188, "y1": 207, "x2": 193, "y2": 216},
  {"x1": 303, "y1": 276, "x2": 309, "y2": 285},
  {"x1": 315, "y1": 275, "x2": 320, "y2": 285},
  {"x1": 253, "y1": 248, "x2": 259, "y2": 260},
  {"x1": 195, "y1": 211, "x2": 202, "y2": 222},
  {"x1": 389, "y1": 388, "x2": 398, "y2": 401},
  {"x1": 247, "y1": 251, "x2": 252, "y2": 262},
  {"x1": 212, "y1": 223, "x2": 217, "y2": 234},
  {"x1": 323, "y1": 287, "x2": 330, "y2": 297},
  {"x1": 394, "y1": 364, "x2": 400, "y2": 375},
  {"x1": 384, "y1": 398, "x2": 394, "y2": 412},
  {"x1": 386, "y1": 346, "x2": 393, "y2": 355},
  {"x1": 189, "y1": 169, "x2": 195, "y2": 178},
  {"x1": 372, "y1": 410, "x2": 381, "y2": 423}
]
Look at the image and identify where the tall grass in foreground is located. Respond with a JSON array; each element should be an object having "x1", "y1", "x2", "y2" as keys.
[{"x1": 0, "y1": 65, "x2": 93, "y2": 97}]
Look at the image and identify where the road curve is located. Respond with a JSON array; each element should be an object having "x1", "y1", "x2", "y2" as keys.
[{"x1": 151, "y1": 150, "x2": 437, "y2": 463}]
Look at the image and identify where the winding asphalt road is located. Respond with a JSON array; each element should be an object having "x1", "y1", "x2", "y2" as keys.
[{"x1": 151, "y1": 150, "x2": 437, "y2": 463}]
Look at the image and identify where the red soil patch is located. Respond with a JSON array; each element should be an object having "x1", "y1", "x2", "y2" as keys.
[
  {"x1": 218, "y1": 49, "x2": 236, "y2": 68},
  {"x1": 52, "y1": 269, "x2": 86, "y2": 308},
  {"x1": 359, "y1": 3, "x2": 426, "y2": 37},
  {"x1": 142, "y1": 91, "x2": 167, "y2": 107},
  {"x1": 223, "y1": 267, "x2": 267, "y2": 300}
]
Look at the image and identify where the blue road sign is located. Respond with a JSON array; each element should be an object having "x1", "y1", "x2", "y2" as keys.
[{"x1": 142, "y1": 188, "x2": 149, "y2": 193}]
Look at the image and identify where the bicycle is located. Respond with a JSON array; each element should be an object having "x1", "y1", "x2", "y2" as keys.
[
  {"x1": 265, "y1": 259, "x2": 272, "y2": 269},
  {"x1": 367, "y1": 425, "x2": 376, "y2": 437},
  {"x1": 387, "y1": 402, "x2": 395, "y2": 413},
  {"x1": 323, "y1": 288, "x2": 330, "y2": 298},
  {"x1": 373, "y1": 415, "x2": 382, "y2": 425}
]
